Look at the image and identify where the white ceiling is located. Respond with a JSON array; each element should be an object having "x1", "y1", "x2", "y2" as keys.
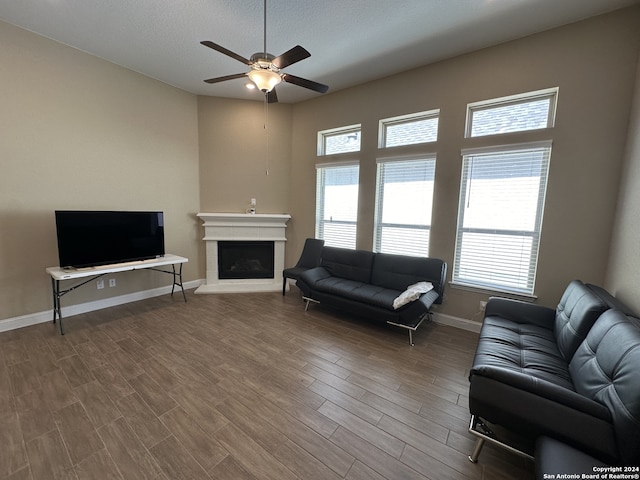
[{"x1": 1, "y1": 0, "x2": 638, "y2": 103}]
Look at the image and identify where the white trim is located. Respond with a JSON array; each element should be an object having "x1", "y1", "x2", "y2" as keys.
[
  {"x1": 0, "y1": 279, "x2": 202, "y2": 333},
  {"x1": 378, "y1": 109, "x2": 440, "y2": 148},
  {"x1": 317, "y1": 124, "x2": 361, "y2": 156},
  {"x1": 432, "y1": 312, "x2": 482, "y2": 333},
  {"x1": 315, "y1": 159, "x2": 360, "y2": 169},
  {"x1": 465, "y1": 87, "x2": 559, "y2": 138},
  {"x1": 1, "y1": 282, "x2": 485, "y2": 337},
  {"x1": 466, "y1": 87, "x2": 559, "y2": 110},
  {"x1": 461, "y1": 140, "x2": 552, "y2": 157},
  {"x1": 376, "y1": 153, "x2": 437, "y2": 164}
]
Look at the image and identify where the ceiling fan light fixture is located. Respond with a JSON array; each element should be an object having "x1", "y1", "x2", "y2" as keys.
[{"x1": 248, "y1": 69, "x2": 281, "y2": 92}]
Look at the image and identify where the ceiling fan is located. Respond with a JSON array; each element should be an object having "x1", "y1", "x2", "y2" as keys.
[{"x1": 201, "y1": 0, "x2": 329, "y2": 103}]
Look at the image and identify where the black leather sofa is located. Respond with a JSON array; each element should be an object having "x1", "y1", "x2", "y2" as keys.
[
  {"x1": 296, "y1": 246, "x2": 447, "y2": 345},
  {"x1": 535, "y1": 436, "x2": 609, "y2": 479},
  {"x1": 468, "y1": 279, "x2": 640, "y2": 469}
]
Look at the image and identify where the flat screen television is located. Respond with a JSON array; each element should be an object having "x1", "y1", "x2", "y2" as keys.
[{"x1": 55, "y1": 210, "x2": 165, "y2": 268}]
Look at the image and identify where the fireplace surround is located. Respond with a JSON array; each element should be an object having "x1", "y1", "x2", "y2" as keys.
[{"x1": 195, "y1": 213, "x2": 290, "y2": 293}]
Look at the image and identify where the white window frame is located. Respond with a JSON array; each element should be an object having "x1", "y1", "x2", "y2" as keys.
[
  {"x1": 378, "y1": 109, "x2": 440, "y2": 148},
  {"x1": 373, "y1": 155, "x2": 436, "y2": 257},
  {"x1": 317, "y1": 124, "x2": 361, "y2": 156},
  {"x1": 465, "y1": 87, "x2": 558, "y2": 138},
  {"x1": 452, "y1": 141, "x2": 552, "y2": 296},
  {"x1": 315, "y1": 161, "x2": 360, "y2": 249}
]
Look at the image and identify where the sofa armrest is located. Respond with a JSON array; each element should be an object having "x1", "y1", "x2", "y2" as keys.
[
  {"x1": 485, "y1": 297, "x2": 556, "y2": 330},
  {"x1": 470, "y1": 365, "x2": 611, "y2": 421},
  {"x1": 299, "y1": 266, "x2": 332, "y2": 286}
]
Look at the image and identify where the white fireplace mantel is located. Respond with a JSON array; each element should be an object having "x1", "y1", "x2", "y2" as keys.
[{"x1": 195, "y1": 212, "x2": 291, "y2": 294}]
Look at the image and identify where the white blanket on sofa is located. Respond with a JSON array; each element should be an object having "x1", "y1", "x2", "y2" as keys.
[{"x1": 393, "y1": 281, "x2": 434, "y2": 310}]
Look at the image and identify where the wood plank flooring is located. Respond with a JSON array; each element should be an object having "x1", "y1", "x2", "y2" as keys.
[{"x1": 0, "y1": 290, "x2": 534, "y2": 479}]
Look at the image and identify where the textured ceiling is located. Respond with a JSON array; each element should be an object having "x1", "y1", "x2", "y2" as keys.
[{"x1": 1, "y1": 0, "x2": 638, "y2": 103}]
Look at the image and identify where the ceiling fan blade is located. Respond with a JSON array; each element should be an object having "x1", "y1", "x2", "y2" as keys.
[
  {"x1": 201, "y1": 41, "x2": 252, "y2": 65},
  {"x1": 266, "y1": 89, "x2": 278, "y2": 103},
  {"x1": 272, "y1": 45, "x2": 311, "y2": 69},
  {"x1": 282, "y1": 73, "x2": 329, "y2": 94},
  {"x1": 204, "y1": 73, "x2": 247, "y2": 84}
]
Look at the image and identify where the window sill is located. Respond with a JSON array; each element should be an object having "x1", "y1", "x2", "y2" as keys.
[{"x1": 449, "y1": 281, "x2": 537, "y2": 302}]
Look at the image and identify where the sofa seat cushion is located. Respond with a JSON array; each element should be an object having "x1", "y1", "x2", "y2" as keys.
[
  {"x1": 473, "y1": 316, "x2": 574, "y2": 390},
  {"x1": 312, "y1": 277, "x2": 400, "y2": 310}
]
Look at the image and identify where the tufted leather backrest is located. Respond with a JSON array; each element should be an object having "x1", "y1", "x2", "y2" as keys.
[
  {"x1": 320, "y1": 247, "x2": 375, "y2": 283},
  {"x1": 371, "y1": 253, "x2": 447, "y2": 304},
  {"x1": 569, "y1": 310, "x2": 640, "y2": 465},
  {"x1": 554, "y1": 280, "x2": 609, "y2": 361}
]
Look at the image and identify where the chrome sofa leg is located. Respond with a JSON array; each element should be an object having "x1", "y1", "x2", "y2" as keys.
[
  {"x1": 469, "y1": 437, "x2": 485, "y2": 463},
  {"x1": 302, "y1": 296, "x2": 319, "y2": 312}
]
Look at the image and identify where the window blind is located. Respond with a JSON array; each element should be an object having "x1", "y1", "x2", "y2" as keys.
[
  {"x1": 374, "y1": 157, "x2": 435, "y2": 256},
  {"x1": 315, "y1": 163, "x2": 359, "y2": 249},
  {"x1": 453, "y1": 142, "x2": 551, "y2": 295}
]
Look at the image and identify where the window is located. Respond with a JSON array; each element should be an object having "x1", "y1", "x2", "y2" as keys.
[
  {"x1": 452, "y1": 142, "x2": 551, "y2": 295},
  {"x1": 466, "y1": 88, "x2": 557, "y2": 138},
  {"x1": 315, "y1": 163, "x2": 359, "y2": 248},
  {"x1": 318, "y1": 125, "x2": 361, "y2": 155},
  {"x1": 374, "y1": 157, "x2": 435, "y2": 256},
  {"x1": 379, "y1": 110, "x2": 439, "y2": 148}
]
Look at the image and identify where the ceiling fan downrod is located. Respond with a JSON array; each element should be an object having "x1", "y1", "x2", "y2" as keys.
[{"x1": 262, "y1": 0, "x2": 267, "y2": 58}]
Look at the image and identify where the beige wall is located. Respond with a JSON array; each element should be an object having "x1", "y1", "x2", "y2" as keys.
[
  {"x1": 198, "y1": 96, "x2": 292, "y2": 215},
  {"x1": 606, "y1": 52, "x2": 640, "y2": 313},
  {"x1": 0, "y1": 21, "x2": 201, "y2": 321},
  {"x1": 2, "y1": 7, "x2": 640, "y2": 326},
  {"x1": 288, "y1": 7, "x2": 640, "y2": 320}
]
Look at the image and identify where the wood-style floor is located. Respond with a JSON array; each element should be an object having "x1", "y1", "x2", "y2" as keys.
[{"x1": 0, "y1": 289, "x2": 534, "y2": 480}]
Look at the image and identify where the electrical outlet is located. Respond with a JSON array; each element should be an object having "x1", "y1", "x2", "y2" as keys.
[
  {"x1": 97, "y1": 279, "x2": 104, "y2": 289},
  {"x1": 109, "y1": 278, "x2": 116, "y2": 288},
  {"x1": 250, "y1": 198, "x2": 256, "y2": 206},
  {"x1": 480, "y1": 300, "x2": 487, "y2": 311}
]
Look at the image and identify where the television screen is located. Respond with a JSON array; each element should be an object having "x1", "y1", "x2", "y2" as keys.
[{"x1": 55, "y1": 210, "x2": 165, "y2": 268}]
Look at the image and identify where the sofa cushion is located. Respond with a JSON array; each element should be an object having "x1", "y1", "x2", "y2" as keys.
[
  {"x1": 320, "y1": 247, "x2": 375, "y2": 283},
  {"x1": 554, "y1": 280, "x2": 609, "y2": 361},
  {"x1": 312, "y1": 276, "x2": 400, "y2": 310},
  {"x1": 472, "y1": 316, "x2": 574, "y2": 390},
  {"x1": 371, "y1": 253, "x2": 445, "y2": 298},
  {"x1": 569, "y1": 311, "x2": 640, "y2": 465}
]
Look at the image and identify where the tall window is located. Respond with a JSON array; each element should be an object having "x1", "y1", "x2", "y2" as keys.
[
  {"x1": 373, "y1": 110, "x2": 438, "y2": 256},
  {"x1": 454, "y1": 89, "x2": 557, "y2": 296},
  {"x1": 315, "y1": 163, "x2": 359, "y2": 249},
  {"x1": 374, "y1": 157, "x2": 435, "y2": 256},
  {"x1": 452, "y1": 142, "x2": 551, "y2": 295}
]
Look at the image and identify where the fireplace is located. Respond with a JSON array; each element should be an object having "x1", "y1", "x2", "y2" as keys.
[
  {"x1": 195, "y1": 213, "x2": 290, "y2": 294},
  {"x1": 217, "y1": 241, "x2": 274, "y2": 279}
]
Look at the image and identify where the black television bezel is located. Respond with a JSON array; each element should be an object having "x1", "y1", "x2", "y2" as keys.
[{"x1": 54, "y1": 210, "x2": 165, "y2": 269}]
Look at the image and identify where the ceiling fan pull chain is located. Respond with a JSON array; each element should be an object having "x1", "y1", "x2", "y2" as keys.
[{"x1": 264, "y1": 93, "x2": 270, "y2": 175}]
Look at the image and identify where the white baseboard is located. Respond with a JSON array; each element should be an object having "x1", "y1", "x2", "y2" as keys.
[
  {"x1": 1, "y1": 282, "x2": 482, "y2": 336},
  {"x1": 0, "y1": 279, "x2": 203, "y2": 333},
  {"x1": 432, "y1": 312, "x2": 482, "y2": 333}
]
